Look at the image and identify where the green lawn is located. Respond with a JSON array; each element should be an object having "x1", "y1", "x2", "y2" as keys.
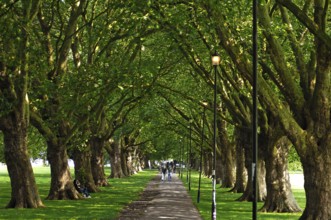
[
  {"x1": 182, "y1": 171, "x2": 306, "y2": 220},
  {"x1": 0, "y1": 166, "x2": 306, "y2": 220},
  {"x1": 0, "y1": 166, "x2": 157, "y2": 220}
]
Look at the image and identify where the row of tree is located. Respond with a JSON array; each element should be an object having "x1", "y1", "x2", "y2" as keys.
[{"x1": 0, "y1": 1, "x2": 330, "y2": 219}]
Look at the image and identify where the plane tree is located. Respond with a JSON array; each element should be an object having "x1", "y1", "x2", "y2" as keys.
[
  {"x1": 0, "y1": 0, "x2": 44, "y2": 208},
  {"x1": 143, "y1": 0, "x2": 304, "y2": 211},
  {"x1": 203, "y1": 0, "x2": 331, "y2": 218},
  {"x1": 257, "y1": 1, "x2": 331, "y2": 218}
]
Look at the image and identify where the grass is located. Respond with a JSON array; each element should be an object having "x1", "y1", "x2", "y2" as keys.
[
  {"x1": 0, "y1": 166, "x2": 306, "y2": 220},
  {"x1": 0, "y1": 166, "x2": 157, "y2": 220},
  {"x1": 181, "y1": 171, "x2": 306, "y2": 220}
]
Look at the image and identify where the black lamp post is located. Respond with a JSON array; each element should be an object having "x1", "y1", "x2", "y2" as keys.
[
  {"x1": 189, "y1": 121, "x2": 192, "y2": 191},
  {"x1": 186, "y1": 128, "x2": 189, "y2": 183},
  {"x1": 179, "y1": 139, "x2": 182, "y2": 177},
  {"x1": 181, "y1": 140, "x2": 183, "y2": 179},
  {"x1": 198, "y1": 102, "x2": 207, "y2": 203},
  {"x1": 211, "y1": 51, "x2": 220, "y2": 220},
  {"x1": 252, "y1": 0, "x2": 258, "y2": 219}
]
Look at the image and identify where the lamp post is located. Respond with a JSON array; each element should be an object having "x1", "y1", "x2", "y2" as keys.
[
  {"x1": 211, "y1": 51, "x2": 220, "y2": 220},
  {"x1": 180, "y1": 139, "x2": 183, "y2": 177},
  {"x1": 252, "y1": 0, "x2": 258, "y2": 219},
  {"x1": 198, "y1": 102, "x2": 207, "y2": 203},
  {"x1": 189, "y1": 121, "x2": 192, "y2": 191},
  {"x1": 181, "y1": 140, "x2": 183, "y2": 179},
  {"x1": 186, "y1": 127, "x2": 189, "y2": 183}
]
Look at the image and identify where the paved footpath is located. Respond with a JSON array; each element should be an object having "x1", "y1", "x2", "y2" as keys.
[{"x1": 117, "y1": 172, "x2": 203, "y2": 220}]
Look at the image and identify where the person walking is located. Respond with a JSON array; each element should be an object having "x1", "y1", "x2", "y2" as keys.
[
  {"x1": 167, "y1": 162, "x2": 172, "y2": 181},
  {"x1": 161, "y1": 163, "x2": 167, "y2": 181}
]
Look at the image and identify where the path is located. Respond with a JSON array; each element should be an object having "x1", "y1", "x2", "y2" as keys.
[{"x1": 117, "y1": 172, "x2": 203, "y2": 220}]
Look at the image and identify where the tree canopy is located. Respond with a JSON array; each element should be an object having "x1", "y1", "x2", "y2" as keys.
[{"x1": 1, "y1": 0, "x2": 331, "y2": 218}]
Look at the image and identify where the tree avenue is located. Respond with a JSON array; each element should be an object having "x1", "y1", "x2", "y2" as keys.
[{"x1": 0, "y1": 0, "x2": 330, "y2": 219}]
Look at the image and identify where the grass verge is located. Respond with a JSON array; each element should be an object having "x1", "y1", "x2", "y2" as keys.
[
  {"x1": 181, "y1": 171, "x2": 306, "y2": 220},
  {"x1": 0, "y1": 166, "x2": 157, "y2": 220}
]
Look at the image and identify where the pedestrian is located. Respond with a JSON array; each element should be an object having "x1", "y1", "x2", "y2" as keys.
[
  {"x1": 167, "y1": 162, "x2": 172, "y2": 181},
  {"x1": 172, "y1": 160, "x2": 176, "y2": 173},
  {"x1": 74, "y1": 179, "x2": 91, "y2": 198},
  {"x1": 161, "y1": 163, "x2": 167, "y2": 181}
]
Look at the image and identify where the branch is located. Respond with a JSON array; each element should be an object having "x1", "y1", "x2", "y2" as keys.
[{"x1": 276, "y1": 0, "x2": 331, "y2": 49}]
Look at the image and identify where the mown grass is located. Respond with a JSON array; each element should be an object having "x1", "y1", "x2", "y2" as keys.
[
  {"x1": 181, "y1": 171, "x2": 306, "y2": 220},
  {"x1": 0, "y1": 166, "x2": 157, "y2": 220},
  {"x1": 0, "y1": 167, "x2": 306, "y2": 220}
]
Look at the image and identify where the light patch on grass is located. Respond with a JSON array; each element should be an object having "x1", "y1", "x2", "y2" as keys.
[
  {"x1": 0, "y1": 167, "x2": 158, "y2": 219},
  {"x1": 183, "y1": 171, "x2": 305, "y2": 220}
]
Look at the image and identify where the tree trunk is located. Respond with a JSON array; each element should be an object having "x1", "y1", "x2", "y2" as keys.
[
  {"x1": 107, "y1": 140, "x2": 124, "y2": 178},
  {"x1": 257, "y1": 109, "x2": 302, "y2": 212},
  {"x1": 230, "y1": 127, "x2": 247, "y2": 193},
  {"x1": 217, "y1": 118, "x2": 235, "y2": 188},
  {"x1": 238, "y1": 133, "x2": 266, "y2": 202},
  {"x1": 72, "y1": 144, "x2": 99, "y2": 193},
  {"x1": 121, "y1": 150, "x2": 129, "y2": 177},
  {"x1": 299, "y1": 138, "x2": 331, "y2": 220},
  {"x1": 205, "y1": 152, "x2": 213, "y2": 177},
  {"x1": 90, "y1": 137, "x2": 108, "y2": 186},
  {"x1": 126, "y1": 151, "x2": 134, "y2": 175},
  {"x1": 46, "y1": 141, "x2": 80, "y2": 200},
  {"x1": 216, "y1": 154, "x2": 223, "y2": 185},
  {"x1": 143, "y1": 157, "x2": 150, "y2": 169},
  {"x1": 133, "y1": 150, "x2": 143, "y2": 172},
  {"x1": 0, "y1": 0, "x2": 43, "y2": 208},
  {"x1": 260, "y1": 136, "x2": 301, "y2": 212},
  {"x1": 219, "y1": 143, "x2": 235, "y2": 187},
  {"x1": 2, "y1": 117, "x2": 44, "y2": 208}
]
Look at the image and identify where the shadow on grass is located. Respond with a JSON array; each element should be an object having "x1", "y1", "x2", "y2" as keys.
[
  {"x1": 182, "y1": 171, "x2": 305, "y2": 220},
  {"x1": 0, "y1": 167, "x2": 158, "y2": 219}
]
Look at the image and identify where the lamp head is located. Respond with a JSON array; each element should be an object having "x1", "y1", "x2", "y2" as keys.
[
  {"x1": 201, "y1": 101, "x2": 208, "y2": 107},
  {"x1": 212, "y1": 51, "x2": 220, "y2": 66}
]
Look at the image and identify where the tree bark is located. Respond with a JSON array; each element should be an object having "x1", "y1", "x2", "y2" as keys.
[
  {"x1": 0, "y1": 0, "x2": 43, "y2": 209},
  {"x1": 126, "y1": 151, "x2": 132, "y2": 175},
  {"x1": 121, "y1": 150, "x2": 129, "y2": 177},
  {"x1": 2, "y1": 117, "x2": 44, "y2": 208},
  {"x1": 299, "y1": 136, "x2": 331, "y2": 220},
  {"x1": 216, "y1": 154, "x2": 223, "y2": 185},
  {"x1": 90, "y1": 137, "x2": 108, "y2": 186},
  {"x1": 260, "y1": 136, "x2": 301, "y2": 212},
  {"x1": 46, "y1": 141, "x2": 80, "y2": 200},
  {"x1": 259, "y1": 110, "x2": 301, "y2": 213},
  {"x1": 238, "y1": 132, "x2": 266, "y2": 202},
  {"x1": 107, "y1": 140, "x2": 124, "y2": 178},
  {"x1": 204, "y1": 152, "x2": 213, "y2": 177},
  {"x1": 230, "y1": 127, "x2": 247, "y2": 193},
  {"x1": 217, "y1": 118, "x2": 235, "y2": 188},
  {"x1": 72, "y1": 144, "x2": 99, "y2": 193}
]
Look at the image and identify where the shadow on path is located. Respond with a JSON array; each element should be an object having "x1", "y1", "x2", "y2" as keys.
[{"x1": 117, "y1": 172, "x2": 202, "y2": 220}]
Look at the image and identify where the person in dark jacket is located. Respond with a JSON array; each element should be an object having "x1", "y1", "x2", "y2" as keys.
[{"x1": 74, "y1": 179, "x2": 91, "y2": 198}]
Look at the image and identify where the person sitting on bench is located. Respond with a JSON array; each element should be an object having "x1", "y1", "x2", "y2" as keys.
[{"x1": 74, "y1": 179, "x2": 91, "y2": 198}]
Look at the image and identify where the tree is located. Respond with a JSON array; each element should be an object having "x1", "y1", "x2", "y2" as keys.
[
  {"x1": 0, "y1": 0, "x2": 44, "y2": 208},
  {"x1": 206, "y1": 0, "x2": 331, "y2": 218},
  {"x1": 30, "y1": 0, "x2": 88, "y2": 200},
  {"x1": 256, "y1": 1, "x2": 331, "y2": 218},
  {"x1": 146, "y1": 0, "x2": 303, "y2": 211}
]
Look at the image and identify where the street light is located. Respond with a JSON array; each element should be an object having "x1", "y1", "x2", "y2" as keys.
[
  {"x1": 179, "y1": 138, "x2": 182, "y2": 178},
  {"x1": 186, "y1": 127, "x2": 189, "y2": 183},
  {"x1": 189, "y1": 121, "x2": 192, "y2": 191},
  {"x1": 180, "y1": 140, "x2": 183, "y2": 179},
  {"x1": 198, "y1": 102, "x2": 207, "y2": 203},
  {"x1": 252, "y1": 0, "x2": 258, "y2": 219},
  {"x1": 211, "y1": 51, "x2": 220, "y2": 220}
]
